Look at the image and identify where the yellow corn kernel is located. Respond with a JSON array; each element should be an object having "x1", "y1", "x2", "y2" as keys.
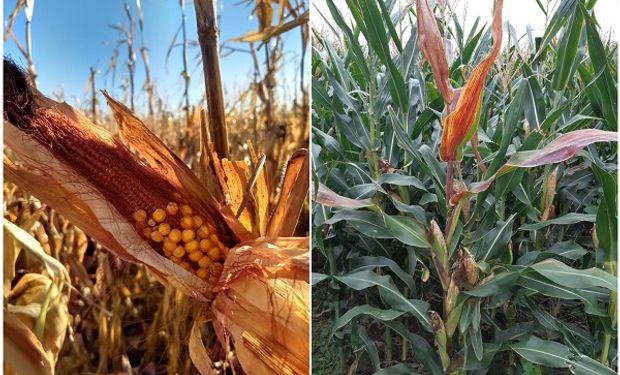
[
  {"x1": 185, "y1": 240, "x2": 200, "y2": 253},
  {"x1": 198, "y1": 256, "x2": 212, "y2": 268},
  {"x1": 172, "y1": 246, "x2": 185, "y2": 258},
  {"x1": 180, "y1": 216, "x2": 194, "y2": 229},
  {"x1": 168, "y1": 229, "x2": 182, "y2": 243},
  {"x1": 196, "y1": 268, "x2": 209, "y2": 280},
  {"x1": 163, "y1": 239, "x2": 177, "y2": 252},
  {"x1": 188, "y1": 250, "x2": 203, "y2": 262},
  {"x1": 197, "y1": 225, "x2": 210, "y2": 238},
  {"x1": 209, "y1": 233, "x2": 219, "y2": 244},
  {"x1": 166, "y1": 202, "x2": 179, "y2": 215},
  {"x1": 147, "y1": 219, "x2": 156, "y2": 227},
  {"x1": 180, "y1": 204, "x2": 193, "y2": 216},
  {"x1": 180, "y1": 262, "x2": 191, "y2": 271},
  {"x1": 152, "y1": 208, "x2": 166, "y2": 222},
  {"x1": 182, "y1": 229, "x2": 196, "y2": 243},
  {"x1": 210, "y1": 262, "x2": 223, "y2": 276},
  {"x1": 141, "y1": 227, "x2": 152, "y2": 238},
  {"x1": 207, "y1": 247, "x2": 221, "y2": 260},
  {"x1": 170, "y1": 255, "x2": 182, "y2": 263},
  {"x1": 217, "y1": 242, "x2": 226, "y2": 251},
  {"x1": 157, "y1": 223, "x2": 171, "y2": 236},
  {"x1": 192, "y1": 216, "x2": 203, "y2": 228},
  {"x1": 150, "y1": 231, "x2": 164, "y2": 242},
  {"x1": 199, "y1": 239, "x2": 212, "y2": 252},
  {"x1": 132, "y1": 209, "x2": 147, "y2": 222}
]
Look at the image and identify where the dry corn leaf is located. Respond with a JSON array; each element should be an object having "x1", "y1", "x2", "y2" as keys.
[
  {"x1": 188, "y1": 314, "x2": 216, "y2": 375},
  {"x1": 213, "y1": 237, "x2": 309, "y2": 375},
  {"x1": 267, "y1": 149, "x2": 309, "y2": 236},
  {"x1": 248, "y1": 142, "x2": 270, "y2": 236},
  {"x1": 3, "y1": 219, "x2": 69, "y2": 283},
  {"x1": 256, "y1": 0, "x2": 273, "y2": 31},
  {"x1": 439, "y1": 0, "x2": 503, "y2": 161},
  {"x1": 3, "y1": 226, "x2": 19, "y2": 296},
  {"x1": 8, "y1": 273, "x2": 70, "y2": 367},
  {"x1": 4, "y1": 309, "x2": 53, "y2": 375},
  {"x1": 232, "y1": 10, "x2": 308, "y2": 43},
  {"x1": 417, "y1": 0, "x2": 453, "y2": 104}
]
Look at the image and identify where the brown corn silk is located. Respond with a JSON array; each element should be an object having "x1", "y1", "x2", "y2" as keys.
[
  {"x1": 439, "y1": 0, "x2": 503, "y2": 161},
  {"x1": 417, "y1": 0, "x2": 454, "y2": 104},
  {"x1": 4, "y1": 69, "x2": 309, "y2": 374}
]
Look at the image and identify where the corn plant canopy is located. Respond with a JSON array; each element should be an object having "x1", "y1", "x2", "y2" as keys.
[{"x1": 311, "y1": 0, "x2": 617, "y2": 374}]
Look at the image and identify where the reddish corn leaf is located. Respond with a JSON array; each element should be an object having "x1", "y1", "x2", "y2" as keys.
[
  {"x1": 504, "y1": 129, "x2": 617, "y2": 168},
  {"x1": 439, "y1": 0, "x2": 504, "y2": 161},
  {"x1": 417, "y1": 0, "x2": 453, "y2": 104},
  {"x1": 314, "y1": 183, "x2": 374, "y2": 208},
  {"x1": 451, "y1": 129, "x2": 617, "y2": 205}
]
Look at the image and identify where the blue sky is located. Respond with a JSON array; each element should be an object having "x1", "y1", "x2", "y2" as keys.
[{"x1": 3, "y1": 0, "x2": 306, "y2": 113}]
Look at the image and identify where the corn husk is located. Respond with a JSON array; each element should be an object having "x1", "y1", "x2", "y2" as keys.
[{"x1": 212, "y1": 237, "x2": 308, "y2": 375}]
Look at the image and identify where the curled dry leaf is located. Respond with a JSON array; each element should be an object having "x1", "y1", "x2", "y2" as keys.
[
  {"x1": 313, "y1": 182, "x2": 374, "y2": 208},
  {"x1": 4, "y1": 309, "x2": 53, "y2": 375},
  {"x1": 439, "y1": 0, "x2": 504, "y2": 161},
  {"x1": 8, "y1": 273, "x2": 70, "y2": 368},
  {"x1": 232, "y1": 10, "x2": 309, "y2": 43},
  {"x1": 267, "y1": 149, "x2": 309, "y2": 237}
]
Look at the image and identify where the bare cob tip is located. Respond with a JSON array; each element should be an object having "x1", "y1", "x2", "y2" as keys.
[{"x1": 3, "y1": 56, "x2": 35, "y2": 129}]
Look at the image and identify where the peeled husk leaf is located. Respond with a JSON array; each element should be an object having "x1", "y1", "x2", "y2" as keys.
[
  {"x1": 439, "y1": 0, "x2": 503, "y2": 161},
  {"x1": 212, "y1": 237, "x2": 309, "y2": 375}
]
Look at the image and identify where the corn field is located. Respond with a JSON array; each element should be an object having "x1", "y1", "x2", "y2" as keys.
[{"x1": 311, "y1": 0, "x2": 617, "y2": 374}]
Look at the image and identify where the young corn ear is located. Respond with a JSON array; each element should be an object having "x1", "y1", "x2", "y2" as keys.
[
  {"x1": 430, "y1": 311, "x2": 450, "y2": 371},
  {"x1": 430, "y1": 220, "x2": 450, "y2": 291},
  {"x1": 540, "y1": 166, "x2": 558, "y2": 221}
]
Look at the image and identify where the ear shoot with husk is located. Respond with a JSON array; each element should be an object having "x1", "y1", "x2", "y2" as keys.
[{"x1": 3, "y1": 57, "x2": 309, "y2": 375}]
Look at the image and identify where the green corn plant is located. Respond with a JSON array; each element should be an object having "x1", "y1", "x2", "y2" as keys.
[{"x1": 311, "y1": 0, "x2": 617, "y2": 374}]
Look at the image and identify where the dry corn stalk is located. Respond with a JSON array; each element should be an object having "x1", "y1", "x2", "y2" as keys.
[{"x1": 3, "y1": 59, "x2": 309, "y2": 374}]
